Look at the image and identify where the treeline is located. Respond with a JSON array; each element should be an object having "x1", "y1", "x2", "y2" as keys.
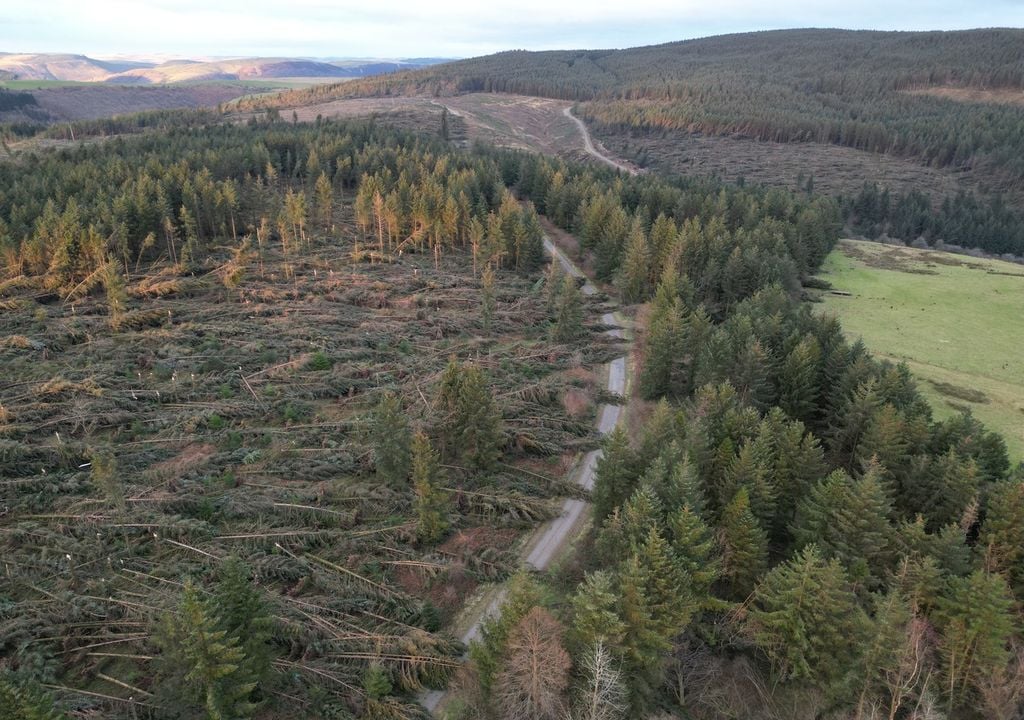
[
  {"x1": 843, "y1": 182, "x2": 1024, "y2": 256},
  {"x1": 449, "y1": 137, "x2": 1023, "y2": 719},
  {"x1": 0, "y1": 88, "x2": 37, "y2": 112},
  {"x1": 248, "y1": 28, "x2": 1024, "y2": 184},
  {"x1": 0, "y1": 114, "x2": 545, "y2": 288}
]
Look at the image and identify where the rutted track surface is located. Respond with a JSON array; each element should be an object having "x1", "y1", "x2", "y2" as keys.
[{"x1": 421, "y1": 238, "x2": 630, "y2": 714}]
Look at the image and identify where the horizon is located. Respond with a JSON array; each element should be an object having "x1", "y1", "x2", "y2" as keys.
[{"x1": 2, "y1": 1, "x2": 1022, "y2": 59}]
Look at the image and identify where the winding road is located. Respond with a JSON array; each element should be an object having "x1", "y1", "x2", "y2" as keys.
[
  {"x1": 562, "y1": 106, "x2": 639, "y2": 175},
  {"x1": 420, "y1": 236, "x2": 631, "y2": 715}
]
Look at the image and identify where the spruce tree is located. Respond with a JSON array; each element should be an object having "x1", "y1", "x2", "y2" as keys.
[
  {"x1": 436, "y1": 359, "x2": 503, "y2": 472},
  {"x1": 571, "y1": 571, "x2": 627, "y2": 650},
  {"x1": 777, "y1": 334, "x2": 821, "y2": 425},
  {"x1": 552, "y1": 274, "x2": 584, "y2": 342},
  {"x1": 411, "y1": 431, "x2": 449, "y2": 544},
  {"x1": 979, "y1": 479, "x2": 1024, "y2": 595},
  {"x1": 368, "y1": 391, "x2": 412, "y2": 485},
  {"x1": 213, "y1": 557, "x2": 273, "y2": 700},
  {"x1": 592, "y1": 427, "x2": 640, "y2": 520},
  {"x1": 616, "y1": 554, "x2": 670, "y2": 715},
  {"x1": 747, "y1": 545, "x2": 867, "y2": 685},
  {"x1": 792, "y1": 467, "x2": 894, "y2": 587},
  {"x1": 667, "y1": 504, "x2": 720, "y2": 599},
  {"x1": 0, "y1": 676, "x2": 63, "y2": 720},
  {"x1": 616, "y1": 220, "x2": 651, "y2": 304},
  {"x1": 719, "y1": 487, "x2": 769, "y2": 600},
  {"x1": 480, "y1": 263, "x2": 496, "y2": 333},
  {"x1": 936, "y1": 570, "x2": 1017, "y2": 712},
  {"x1": 154, "y1": 580, "x2": 257, "y2": 720},
  {"x1": 638, "y1": 283, "x2": 687, "y2": 400}
]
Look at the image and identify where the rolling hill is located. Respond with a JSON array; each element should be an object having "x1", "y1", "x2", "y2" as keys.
[{"x1": 0, "y1": 53, "x2": 449, "y2": 84}]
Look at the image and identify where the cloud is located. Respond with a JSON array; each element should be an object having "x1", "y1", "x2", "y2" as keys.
[{"x1": 1, "y1": 0, "x2": 1022, "y2": 58}]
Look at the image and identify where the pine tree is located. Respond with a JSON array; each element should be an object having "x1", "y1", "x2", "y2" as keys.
[
  {"x1": 571, "y1": 571, "x2": 627, "y2": 650},
  {"x1": 979, "y1": 479, "x2": 1024, "y2": 596},
  {"x1": 719, "y1": 487, "x2": 769, "y2": 600},
  {"x1": 480, "y1": 263, "x2": 496, "y2": 333},
  {"x1": 592, "y1": 427, "x2": 640, "y2": 520},
  {"x1": 552, "y1": 274, "x2": 584, "y2": 342},
  {"x1": 411, "y1": 431, "x2": 449, "y2": 544},
  {"x1": 936, "y1": 570, "x2": 1017, "y2": 712},
  {"x1": 777, "y1": 334, "x2": 821, "y2": 424},
  {"x1": 747, "y1": 545, "x2": 867, "y2": 685},
  {"x1": 314, "y1": 171, "x2": 333, "y2": 232},
  {"x1": 638, "y1": 282, "x2": 687, "y2": 400},
  {"x1": 792, "y1": 467, "x2": 894, "y2": 587},
  {"x1": 616, "y1": 220, "x2": 651, "y2": 304},
  {"x1": 154, "y1": 580, "x2": 257, "y2": 720},
  {"x1": 214, "y1": 557, "x2": 273, "y2": 700},
  {"x1": 0, "y1": 676, "x2": 63, "y2": 720},
  {"x1": 667, "y1": 504, "x2": 720, "y2": 599}
]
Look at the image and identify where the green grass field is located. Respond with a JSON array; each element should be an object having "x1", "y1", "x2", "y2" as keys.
[{"x1": 818, "y1": 239, "x2": 1024, "y2": 462}]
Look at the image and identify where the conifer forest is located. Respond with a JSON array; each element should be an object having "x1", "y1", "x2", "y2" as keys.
[{"x1": 1, "y1": 17, "x2": 1023, "y2": 720}]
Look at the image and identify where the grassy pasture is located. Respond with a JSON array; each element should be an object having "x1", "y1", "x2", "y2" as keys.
[{"x1": 817, "y1": 239, "x2": 1024, "y2": 461}]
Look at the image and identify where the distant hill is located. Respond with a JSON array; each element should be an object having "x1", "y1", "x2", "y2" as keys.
[
  {"x1": 0, "y1": 53, "x2": 449, "y2": 84},
  {"x1": 261, "y1": 28, "x2": 1024, "y2": 191}
]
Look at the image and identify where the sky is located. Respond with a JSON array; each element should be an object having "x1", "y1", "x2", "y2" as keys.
[{"x1": 1, "y1": 0, "x2": 1022, "y2": 59}]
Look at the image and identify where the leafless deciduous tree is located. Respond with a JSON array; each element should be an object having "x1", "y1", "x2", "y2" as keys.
[
  {"x1": 494, "y1": 607, "x2": 571, "y2": 720},
  {"x1": 568, "y1": 641, "x2": 626, "y2": 720}
]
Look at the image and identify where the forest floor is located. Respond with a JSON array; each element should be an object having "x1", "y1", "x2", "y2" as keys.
[
  {"x1": 588, "y1": 124, "x2": 1024, "y2": 207},
  {"x1": 815, "y1": 239, "x2": 1024, "y2": 461},
  {"x1": 421, "y1": 229, "x2": 636, "y2": 716},
  {"x1": 0, "y1": 209, "x2": 623, "y2": 713}
]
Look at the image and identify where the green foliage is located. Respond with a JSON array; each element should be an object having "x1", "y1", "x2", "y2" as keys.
[
  {"x1": 792, "y1": 467, "x2": 894, "y2": 587},
  {"x1": 368, "y1": 391, "x2": 412, "y2": 486},
  {"x1": 0, "y1": 676, "x2": 63, "y2": 720},
  {"x1": 362, "y1": 663, "x2": 393, "y2": 700},
  {"x1": 436, "y1": 359, "x2": 504, "y2": 472},
  {"x1": 480, "y1": 263, "x2": 496, "y2": 333},
  {"x1": 936, "y1": 570, "x2": 1018, "y2": 712},
  {"x1": 570, "y1": 571, "x2": 626, "y2": 650},
  {"x1": 306, "y1": 351, "x2": 333, "y2": 371},
  {"x1": 411, "y1": 431, "x2": 450, "y2": 544},
  {"x1": 718, "y1": 487, "x2": 769, "y2": 600},
  {"x1": 591, "y1": 427, "x2": 640, "y2": 521},
  {"x1": 153, "y1": 580, "x2": 258, "y2": 720},
  {"x1": 551, "y1": 274, "x2": 584, "y2": 342},
  {"x1": 980, "y1": 479, "x2": 1024, "y2": 596},
  {"x1": 748, "y1": 545, "x2": 867, "y2": 687}
]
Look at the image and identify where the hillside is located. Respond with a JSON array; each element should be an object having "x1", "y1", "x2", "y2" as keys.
[
  {"x1": 0, "y1": 53, "x2": 448, "y2": 85},
  {"x1": 258, "y1": 28, "x2": 1024, "y2": 255}
]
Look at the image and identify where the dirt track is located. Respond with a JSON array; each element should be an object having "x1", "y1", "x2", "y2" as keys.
[
  {"x1": 562, "y1": 106, "x2": 640, "y2": 175},
  {"x1": 420, "y1": 236, "x2": 632, "y2": 715}
]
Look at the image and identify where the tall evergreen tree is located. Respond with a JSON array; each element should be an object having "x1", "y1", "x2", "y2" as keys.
[
  {"x1": 411, "y1": 431, "x2": 449, "y2": 544},
  {"x1": 592, "y1": 427, "x2": 641, "y2": 520},
  {"x1": 616, "y1": 220, "x2": 651, "y2": 304},
  {"x1": 718, "y1": 487, "x2": 769, "y2": 600},
  {"x1": 552, "y1": 273, "x2": 585, "y2": 342},
  {"x1": 747, "y1": 545, "x2": 867, "y2": 686},
  {"x1": 936, "y1": 570, "x2": 1017, "y2": 713},
  {"x1": 368, "y1": 391, "x2": 412, "y2": 485},
  {"x1": 979, "y1": 479, "x2": 1024, "y2": 595}
]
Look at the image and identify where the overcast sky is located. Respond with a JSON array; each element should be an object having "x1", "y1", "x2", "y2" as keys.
[{"x1": 2, "y1": 0, "x2": 1023, "y2": 59}]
